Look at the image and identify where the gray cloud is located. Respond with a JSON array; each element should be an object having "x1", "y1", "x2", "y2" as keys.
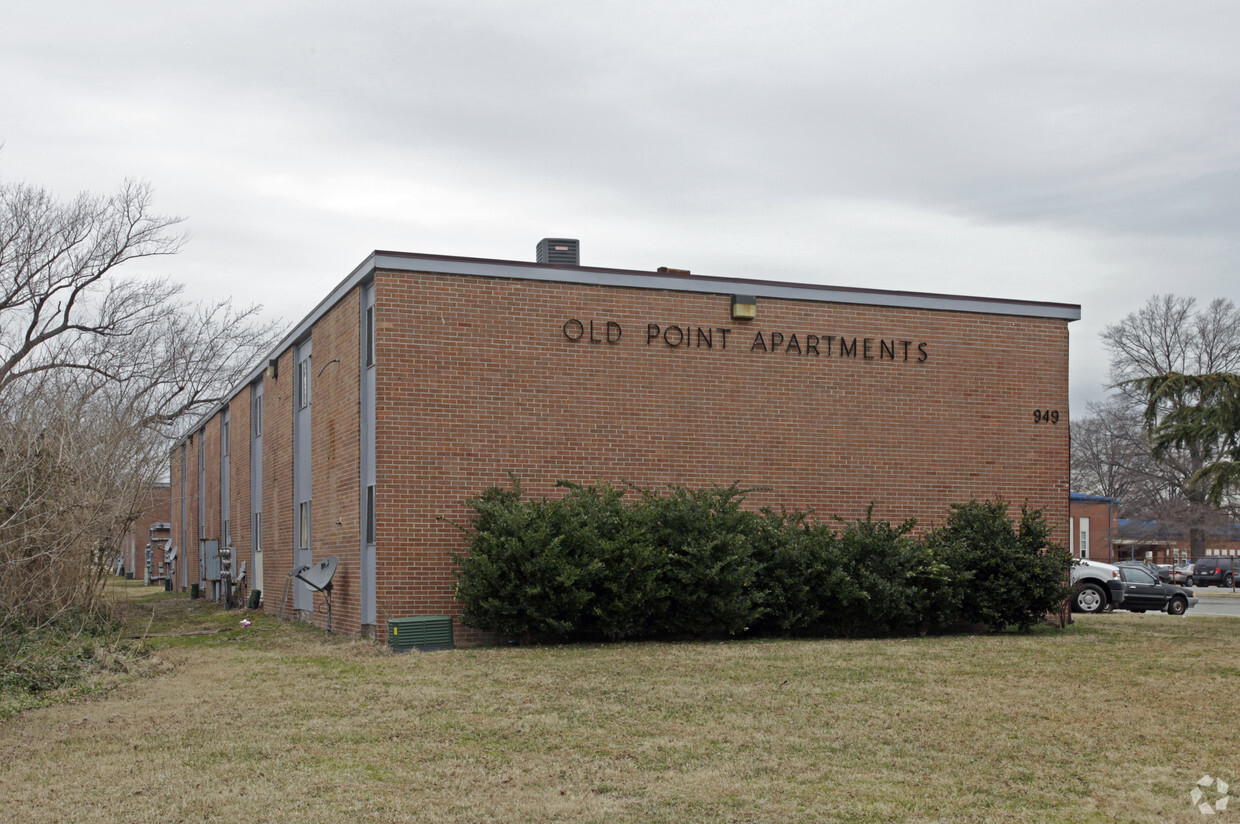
[{"x1": 3, "y1": 0, "x2": 1239, "y2": 412}]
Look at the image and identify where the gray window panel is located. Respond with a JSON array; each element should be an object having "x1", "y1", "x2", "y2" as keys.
[
  {"x1": 180, "y1": 444, "x2": 188, "y2": 588},
  {"x1": 365, "y1": 305, "x2": 375, "y2": 367},
  {"x1": 197, "y1": 431, "x2": 206, "y2": 541},
  {"x1": 365, "y1": 485, "x2": 375, "y2": 546},
  {"x1": 298, "y1": 358, "x2": 311, "y2": 408},
  {"x1": 298, "y1": 501, "x2": 311, "y2": 549},
  {"x1": 221, "y1": 409, "x2": 230, "y2": 548}
]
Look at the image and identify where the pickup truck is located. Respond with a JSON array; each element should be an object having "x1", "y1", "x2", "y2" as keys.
[{"x1": 1070, "y1": 559, "x2": 1126, "y2": 613}]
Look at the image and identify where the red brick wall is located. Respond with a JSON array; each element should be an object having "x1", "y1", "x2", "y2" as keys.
[
  {"x1": 1205, "y1": 538, "x2": 1240, "y2": 556},
  {"x1": 1068, "y1": 500, "x2": 1117, "y2": 562},
  {"x1": 169, "y1": 447, "x2": 183, "y2": 583},
  {"x1": 306, "y1": 289, "x2": 363, "y2": 634},
  {"x1": 373, "y1": 271, "x2": 1072, "y2": 636},
  {"x1": 230, "y1": 387, "x2": 253, "y2": 600},
  {"x1": 262, "y1": 350, "x2": 295, "y2": 617},
  {"x1": 183, "y1": 433, "x2": 200, "y2": 592},
  {"x1": 201, "y1": 416, "x2": 222, "y2": 594},
  {"x1": 172, "y1": 267, "x2": 1073, "y2": 639},
  {"x1": 120, "y1": 484, "x2": 170, "y2": 579},
  {"x1": 205, "y1": 292, "x2": 361, "y2": 631}
]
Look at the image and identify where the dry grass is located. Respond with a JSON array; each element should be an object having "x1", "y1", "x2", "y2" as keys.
[{"x1": 1, "y1": 581, "x2": 1237, "y2": 823}]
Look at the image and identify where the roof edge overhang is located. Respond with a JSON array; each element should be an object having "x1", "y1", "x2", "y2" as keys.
[
  {"x1": 1070, "y1": 492, "x2": 1121, "y2": 504},
  {"x1": 170, "y1": 250, "x2": 1081, "y2": 450},
  {"x1": 371, "y1": 250, "x2": 1082, "y2": 321}
]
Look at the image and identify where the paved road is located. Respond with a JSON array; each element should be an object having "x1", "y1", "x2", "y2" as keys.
[{"x1": 1188, "y1": 591, "x2": 1240, "y2": 618}]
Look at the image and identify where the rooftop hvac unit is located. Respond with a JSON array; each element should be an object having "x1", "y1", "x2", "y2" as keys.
[
  {"x1": 536, "y1": 238, "x2": 580, "y2": 265},
  {"x1": 388, "y1": 616, "x2": 455, "y2": 652}
]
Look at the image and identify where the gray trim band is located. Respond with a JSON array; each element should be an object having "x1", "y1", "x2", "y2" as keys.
[{"x1": 371, "y1": 252, "x2": 1082, "y2": 321}]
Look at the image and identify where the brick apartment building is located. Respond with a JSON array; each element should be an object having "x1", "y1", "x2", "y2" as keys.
[{"x1": 169, "y1": 241, "x2": 1080, "y2": 639}]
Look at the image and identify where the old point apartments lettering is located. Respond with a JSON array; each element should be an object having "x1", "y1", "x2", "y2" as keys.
[{"x1": 561, "y1": 318, "x2": 929, "y2": 363}]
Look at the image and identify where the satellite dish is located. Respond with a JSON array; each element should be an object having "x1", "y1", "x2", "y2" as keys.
[
  {"x1": 292, "y1": 556, "x2": 340, "y2": 634},
  {"x1": 295, "y1": 556, "x2": 338, "y2": 592},
  {"x1": 166, "y1": 545, "x2": 178, "y2": 562}
]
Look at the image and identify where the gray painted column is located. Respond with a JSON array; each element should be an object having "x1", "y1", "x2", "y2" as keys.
[
  {"x1": 293, "y1": 339, "x2": 313, "y2": 613},
  {"x1": 251, "y1": 381, "x2": 264, "y2": 594},
  {"x1": 360, "y1": 282, "x2": 377, "y2": 627}
]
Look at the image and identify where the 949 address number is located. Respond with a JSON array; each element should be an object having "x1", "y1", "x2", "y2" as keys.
[{"x1": 1033, "y1": 410, "x2": 1060, "y2": 424}]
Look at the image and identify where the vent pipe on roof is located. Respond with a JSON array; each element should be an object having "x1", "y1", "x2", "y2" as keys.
[{"x1": 537, "y1": 238, "x2": 580, "y2": 265}]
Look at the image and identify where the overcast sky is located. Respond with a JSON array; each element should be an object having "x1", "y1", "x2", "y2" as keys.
[{"x1": 4, "y1": 1, "x2": 1238, "y2": 412}]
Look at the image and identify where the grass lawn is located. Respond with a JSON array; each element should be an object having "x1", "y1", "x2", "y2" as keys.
[{"x1": 1, "y1": 580, "x2": 1237, "y2": 823}]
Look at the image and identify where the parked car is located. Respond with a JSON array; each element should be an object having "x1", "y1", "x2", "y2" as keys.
[
  {"x1": 1115, "y1": 560, "x2": 1171, "y2": 584},
  {"x1": 1192, "y1": 557, "x2": 1238, "y2": 588},
  {"x1": 1114, "y1": 564, "x2": 1197, "y2": 615},
  {"x1": 1170, "y1": 563, "x2": 1196, "y2": 586},
  {"x1": 1070, "y1": 559, "x2": 1127, "y2": 613}
]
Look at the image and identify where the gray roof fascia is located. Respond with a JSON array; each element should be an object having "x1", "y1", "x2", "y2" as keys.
[{"x1": 371, "y1": 252, "x2": 1081, "y2": 321}]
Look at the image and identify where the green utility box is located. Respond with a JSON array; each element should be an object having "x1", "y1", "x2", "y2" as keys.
[{"x1": 387, "y1": 616, "x2": 454, "y2": 652}]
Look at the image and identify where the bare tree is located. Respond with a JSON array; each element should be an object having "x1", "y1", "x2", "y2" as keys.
[
  {"x1": 1095, "y1": 295, "x2": 1240, "y2": 556},
  {"x1": 1, "y1": 177, "x2": 281, "y2": 630},
  {"x1": 1070, "y1": 400, "x2": 1153, "y2": 502},
  {"x1": 0, "y1": 180, "x2": 185, "y2": 392}
]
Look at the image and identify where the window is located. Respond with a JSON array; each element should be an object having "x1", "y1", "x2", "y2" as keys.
[
  {"x1": 365, "y1": 305, "x2": 375, "y2": 367},
  {"x1": 1121, "y1": 566, "x2": 1156, "y2": 585},
  {"x1": 298, "y1": 358, "x2": 311, "y2": 408},
  {"x1": 252, "y1": 393, "x2": 263, "y2": 437},
  {"x1": 1079, "y1": 517, "x2": 1090, "y2": 560},
  {"x1": 253, "y1": 512, "x2": 262, "y2": 553},
  {"x1": 298, "y1": 501, "x2": 311, "y2": 549},
  {"x1": 221, "y1": 419, "x2": 229, "y2": 456},
  {"x1": 365, "y1": 485, "x2": 376, "y2": 545}
]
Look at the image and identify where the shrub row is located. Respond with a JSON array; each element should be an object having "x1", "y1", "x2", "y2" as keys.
[{"x1": 452, "y1": 481, "x2": 1071, "y2": 641}]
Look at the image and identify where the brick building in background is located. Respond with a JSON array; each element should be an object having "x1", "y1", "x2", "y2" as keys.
[
  {"x1": 1067, "y1": 492, "x2": 1119, "y2": 563},
  {"x1": 1068, "y1": 491, "x2": 1240, "y2": 565},
  {"x1": 118, "y1": 483, "x2": 171, "y2": 583},
  {"x1": 169, "y1": 241, "x2": 1079, "y2": 640}
]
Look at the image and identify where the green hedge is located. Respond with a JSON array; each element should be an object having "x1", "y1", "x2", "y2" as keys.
[{"x1": 452, "y1": 481, "x2": 1071, "y2": 641}]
